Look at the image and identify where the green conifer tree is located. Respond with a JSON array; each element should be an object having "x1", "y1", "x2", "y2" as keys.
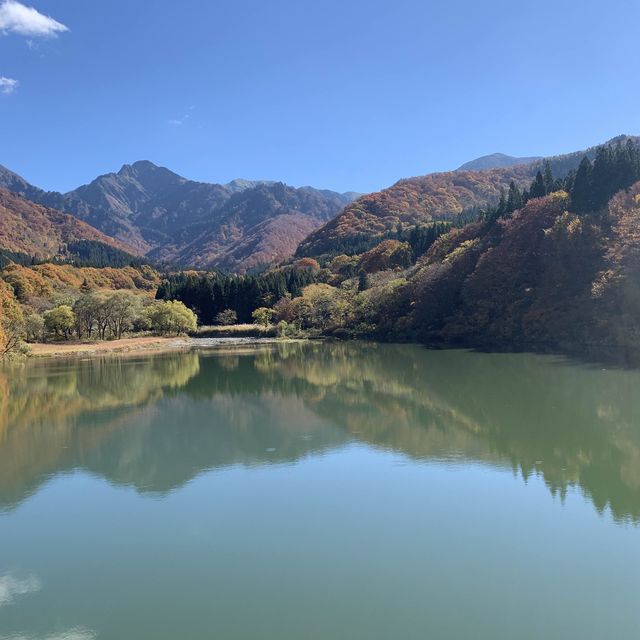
[
  {"x1": 543, "y1": 161, "x2": 554, "y2": 194},
  {"x1": 358, "y1": 269, "x2": 370, "y2": 292},
  {"x1": 571, "y1": 157, "x2": 594, "y2": 214},
  {"x1": 506, "y1": 181, "x2": 522, "y2": 215},
  {"x1": 529, "y1": 171, "x2": 547, "y2": 199}
]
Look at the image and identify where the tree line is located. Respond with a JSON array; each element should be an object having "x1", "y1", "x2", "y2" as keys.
[
  {"x1": 0, "y1": 240, "x2": 148, "y2": 272},
  {"x1": 155, "y1": 266, "x2": 318, "y2": 325},
  {"x1": 65, "y1": 240, "x2": 147, "y2": 268}
]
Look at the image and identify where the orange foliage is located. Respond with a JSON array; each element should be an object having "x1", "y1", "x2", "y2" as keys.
[
  {"x1": 0, "y1": 188, "x2": 134, "y2": 258},
  {"x1": 358, "y1": 240, "x2": 412, "y2": 273},
  {"x1": 294, "y1": 257, "x2": 321, "y2": 272},
  {"x1": 0, "y1": 279, "x2": 23, "y2": 353},
  {"x1": 1, "y1": 263, "x2": 160, "y2": 303},
  {"x1": 299, "y1": 165, "x2": 536, "y2": 257}
]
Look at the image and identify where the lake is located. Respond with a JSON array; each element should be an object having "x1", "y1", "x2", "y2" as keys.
[{"x1": 1, "y1": 342, "x2": 639, "y2": 639}]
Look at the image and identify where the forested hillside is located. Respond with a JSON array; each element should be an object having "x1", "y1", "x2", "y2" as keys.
[
  {"x1": 407, "y1": 142, "x2": 640, "y2": 350},
  {"x1": 0, "y1": 188, "x2": 135, "y2": 259},
  {"x1": 298, "y1": 135, "x2": 640, "y2": 261},
  {"x1": 254, "y1": 139, "x2": 640, "y2": 355}
]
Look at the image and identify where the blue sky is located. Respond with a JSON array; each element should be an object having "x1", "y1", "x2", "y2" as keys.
[{"x1": 1, "y1": 0, "x2": 639, "y2": 194}]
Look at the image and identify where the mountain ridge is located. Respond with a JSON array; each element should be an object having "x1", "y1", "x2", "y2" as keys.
[
  {"x1": 0, "y1": 161, "x2": 357, "y2": 272},
  {"x1": 457, "y1": 152, "x2": 543, "y2": 171}
]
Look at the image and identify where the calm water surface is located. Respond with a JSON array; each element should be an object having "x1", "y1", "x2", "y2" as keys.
[{"x1": 1, "y1": 342, "x2": 639, "y2": 639}]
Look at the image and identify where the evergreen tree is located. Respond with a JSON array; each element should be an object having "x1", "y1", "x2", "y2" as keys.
[
  {"x1": 591, "y1": 146, "x2": 614, "y2": 210},
  {"x1": 498, "y1": 188, "x2": 507, "y2": 214},
  {"x1": 529, "y1": 171, "x2": 547, "y2": 199},
  {"x1": 571, "y1": 157, "x2": 594, "y2": 214},
  {"x1": 506, "y1": 181, "x2": 522, "y2": 215},
  {"x1": 543, "y1": 161, "x2": 554, "y2": 194},
  {"x1": 358, "y1": 269, "x2": 370, "y2": 292}
]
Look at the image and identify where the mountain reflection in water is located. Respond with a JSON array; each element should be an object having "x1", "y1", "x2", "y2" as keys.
[{"x1": 1, "y1": 342, "x2": 639, "y2": 522}]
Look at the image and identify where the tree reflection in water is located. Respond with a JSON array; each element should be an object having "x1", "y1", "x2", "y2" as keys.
[{"x1": 1, "y1": 342, "x2": 639, "y2": 522}]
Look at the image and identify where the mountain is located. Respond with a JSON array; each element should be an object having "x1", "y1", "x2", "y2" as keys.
[
  {"x1": 150, "y1": 182, "x2": 352, "y2": 272},
  {"x1": 0, "y1": 188, "x2": 134, "y2": 260},
  {"x1": 457, "y1": 152, "x2": 543, "y2": 171},
  {"x1": 0, "y1": 161, "x2": 356, "y2": 272},
  {"x1": 297, "y1": 165, "x2": 537, "y2": 258},
  {"x1": 297, "y1": 135, "x2": 640, "y2": 259}
]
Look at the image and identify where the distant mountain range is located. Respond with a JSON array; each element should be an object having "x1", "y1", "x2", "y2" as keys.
[
  {"x1": 1, "y1": 135, "x2": 638, "y2": 272},
  {"x1": 0, "y1": 162, "x2": 358, "y2": 272}
]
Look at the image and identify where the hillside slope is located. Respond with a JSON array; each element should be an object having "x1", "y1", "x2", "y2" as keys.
[
  {"x1": 406, "y1": 182, "x2": 640, "y2": 353},
  {"x1": 0, "y1": 188, "x2": 134, "y2": 259},
  {"x1": 297, "y1": 165, "x2": 537, "y2": 257}
]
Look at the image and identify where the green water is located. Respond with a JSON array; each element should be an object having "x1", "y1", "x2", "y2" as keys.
[{"x1": 1, "y1": 342, "x2": 639, "y2": 639}]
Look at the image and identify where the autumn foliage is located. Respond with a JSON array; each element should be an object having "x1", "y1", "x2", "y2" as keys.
[
  {"x1": 0, "y1": 279, "x2": 23, "y2": 355},
  {"x1": 407, "y1": 183, "x2": 640, "y2": 351},
  {"x1": 298, "y1": 166, "x2": 536, "y2": 257},
  {"x1": 0, "y1": 188, "x2": 134, "y2": 259},
  {"x1": 2, "y1": 263, "x2": 160, "y2": 303}
]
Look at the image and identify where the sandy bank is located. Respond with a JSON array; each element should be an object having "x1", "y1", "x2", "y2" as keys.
[
  {"x1": 28, "y1": 336, "x2": 191, "y2": 358},
  {"x1": 27, "y1": 335, "x2": 295, "y2": 359}
]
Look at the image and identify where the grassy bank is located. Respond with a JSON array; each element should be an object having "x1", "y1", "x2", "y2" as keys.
[{"x1": 194, "y1": 324, "x2": 278, "y2": 338}]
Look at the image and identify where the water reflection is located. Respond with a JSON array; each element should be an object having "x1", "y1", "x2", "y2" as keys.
[
  {"x1": 1, "y1": 342, "x2": 640, "y2": 522},
  {"x1": 0, "y1": 574, "x2": 41, "y2": 608},
  {"x1": 0, "y1": 629, "x2": 96, "y2": 640}
]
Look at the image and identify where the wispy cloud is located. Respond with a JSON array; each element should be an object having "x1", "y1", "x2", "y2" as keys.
[
  {"x1": 0, "y1": 0, "x2": 68, "y2": 37},
  {"x1": 168, "y1": 106, "x2": 195, "y2": 126},
  {"x1": 0, "y1": 75, "x2": 18, "y2": 94}
]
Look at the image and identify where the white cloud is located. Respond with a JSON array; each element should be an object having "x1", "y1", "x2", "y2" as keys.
[
  {"x1": 0, "y1": 75, "x2": 18, "y2": 94},
  {"x1": 0, "y1": 0, "x2": 68, "y2": 37}
]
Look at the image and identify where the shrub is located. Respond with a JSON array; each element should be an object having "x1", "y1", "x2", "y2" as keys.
[
  {"x1": 252, "y1": 307, "x2": 275, "y2": 327},
  {"x1": 215, "y1": 309, "x2": 238, "y2": 325},
  {"x1": 146, "y1": 300, "x2": 197, "y2": 335}
]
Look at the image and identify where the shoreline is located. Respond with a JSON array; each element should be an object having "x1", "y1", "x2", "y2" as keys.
[
  {"x1": 26, "y1": 335, "x2": 296, "y2": 359},
  {"x1": 27, "y1": 336, "x2": 193, "y2": 358}
]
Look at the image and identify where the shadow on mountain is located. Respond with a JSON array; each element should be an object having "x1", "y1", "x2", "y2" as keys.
[{"x1": 1, "y1": 342, "x2": 639, "y2": 522}]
